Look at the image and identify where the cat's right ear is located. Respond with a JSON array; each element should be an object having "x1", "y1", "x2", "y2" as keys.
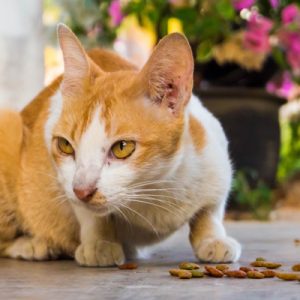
[
  {"x1": 138, "y1": 33, "x2": 194, "y2": 117},
  {"x1": 57, "y1": 24, "x2": 99, "y2": 97}
]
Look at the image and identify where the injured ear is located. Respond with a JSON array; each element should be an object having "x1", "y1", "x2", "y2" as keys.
[{"x1": 140, "y1": 33, "x2": 194, "y2": 116}]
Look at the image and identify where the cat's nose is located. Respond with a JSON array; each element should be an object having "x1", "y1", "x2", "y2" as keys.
[{"x1": 73, "y1": 186, "x2": 97, "y2": 202}]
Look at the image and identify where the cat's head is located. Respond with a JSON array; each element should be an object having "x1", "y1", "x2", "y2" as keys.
[{"x1": 47, "y1": 24, "x2": 194, "y2": 215}]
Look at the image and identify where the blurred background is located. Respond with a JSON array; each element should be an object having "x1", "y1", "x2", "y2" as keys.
[{"x1": 1, "y1": 0, "x2": 300, "y2": 221}]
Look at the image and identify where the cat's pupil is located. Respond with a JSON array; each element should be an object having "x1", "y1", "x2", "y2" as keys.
[{"x1": 120, "y1": 141, "x2": 126, "y2": 151}]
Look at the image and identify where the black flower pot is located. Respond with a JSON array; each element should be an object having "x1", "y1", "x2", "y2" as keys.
[{"x1": 194, "y1": 86, "x2": 285, "y2": 187}]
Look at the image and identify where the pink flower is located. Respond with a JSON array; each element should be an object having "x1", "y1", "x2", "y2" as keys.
[
  {"x1": 281, "y1": 4, "x2": 300, "y2": 24},
  {"x1": 244, "y1": 30, "x2": 271, "y2": 53},
  {"x1": 287, "y1": 50, "x2": 300, "y2": 75},
  {"x1": 247, "y1": 12, "x2": 273, "y2": 33},
  {"x1": 279, "y1": 31, "x2": 300, "y2": 73},
  {"x1": 243, "y1": 12, "x2": 273, "y2": 54},
  {"x1": 269, "y1": 0, "x2": 279, "y2": 9},
  {"x1": 266, "y1": 72, "x2": 294, "y2": 99},
  {"x1": 108, "y1": 0, "x2": 123, "y2": 26},
  {"x1": 233, "y1": 0, "x2": 255, "y2": 11}
]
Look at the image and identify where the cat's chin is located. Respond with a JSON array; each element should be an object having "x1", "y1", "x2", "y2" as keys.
[{"x1": 76, "y1": 201, "x2": 112, "y2": 217}]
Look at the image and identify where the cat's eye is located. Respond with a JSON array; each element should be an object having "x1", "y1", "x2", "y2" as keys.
[
  {"x1": 111, "y1": 140, "x2": 135, "y2": 159},
  {"x1": 57, "y1": 137, "x2": 74, "y2": 155}
]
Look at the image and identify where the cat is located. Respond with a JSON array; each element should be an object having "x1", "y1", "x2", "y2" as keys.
[{"x1": 0, "y1": 24, "x2": 241, "y2": 266}]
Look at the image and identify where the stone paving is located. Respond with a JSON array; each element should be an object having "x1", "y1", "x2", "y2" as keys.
[{"x1": 0, "y1": 221, "x2": 299, "y2": 300}]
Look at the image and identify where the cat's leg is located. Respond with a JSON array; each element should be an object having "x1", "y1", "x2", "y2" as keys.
[
  {"x1": 123, "y1": 243, "x2": 138, "y2": 260},
  {"x1": 73, "y1": 205, "x2": 125, "y2": 267},
  {"x1": 189, "y1": 204, "x2": 241, "y2": 263},
  {"x1": 3, "y1": 236, "x2": 61, "y2": 260}
]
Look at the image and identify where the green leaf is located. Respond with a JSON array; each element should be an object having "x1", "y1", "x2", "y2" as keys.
[
  {"x1": 195, "y1": 17, "x2": 223, "y2": 40},
  {"x1": 272, "y1": 48, "x2": 288, "y2": 70},
  {"x1": 173, "y1": 7, "x2": 198, "y2": 23},
  {"x1": 216, "y1": 0, "x2": 235, "y2": 20},
  {"x1": 196, "y1": 40, "x2": 213, "y2": 62}
]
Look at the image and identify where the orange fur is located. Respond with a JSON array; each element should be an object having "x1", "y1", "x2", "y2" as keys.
[
  {"x1": 189, "y1": 115, "x2": 206, "y2": 152},
  {"x1": 0, "y1": 46, "x2": 142, "y2": 259},
  {"x1": 0, "y1": 25, "x2": 221, "y2": 265},
  {"x1": 0, "y1": 110, "x2": 22, "y2": 242}
]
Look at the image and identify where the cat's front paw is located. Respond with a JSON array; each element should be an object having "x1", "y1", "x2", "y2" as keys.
[
  {"x1": 194, "y1": 236, "x2": 241, "y2": 263},
  {"x1": 75, "y1": 240, "x2": 125, "y2": 267},
  {"x1": 5, "y1": 237, "x2": 59, "y2": 260}
]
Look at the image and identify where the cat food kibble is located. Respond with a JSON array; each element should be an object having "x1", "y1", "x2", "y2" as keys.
[
  {"x1": 292, "y1": 264, "x2": 300, "y2": 272},
  {"x1": 169, "y1": 269, "x2": 181, "y2": 277},
  {"x1": 260, "y1": 270, "x2": 277, "y2": 278},
  {"x1": 276, "y1": 272, "x2": 300, "y2": 281},
  {"x1": 250, "y1": 261, "x2": 282, "y2": 269},
  {"x1": 178, "y1": 270, "x2": 193, "y2": 279},
  {"x1": 168, "y1": 258, "x2": 300, "y2": 283},
  {"x1": 224, "y1": 270, "x2": 247, "y2": 278},
  {"x1": 118, "y1": 263, "x2": 138, "y2": 270},
  {"x1": 190, "y1": 270, "x2": 204, "y2": 278},
  {"x1": 179, "y1": 262, "x2": 200, "y2": 270},
  {"x1": 239, "y1": 266, "x2": 254, "y2": 273},
  {"x1": 247, "y1": 271, "x2": 265, "y2": 279},
  {"x1": 294, "y1": 239, "x2": 300, "y2": 245},
  {"x1": 205, "y1": 266, "x2": 224, "y2": 277},
  {"x1": 215, "y1": 264, "x2": 229, "y2": 272},
  {"x1": 255, "y1": 257, "x2": 266, "y2": 262}
]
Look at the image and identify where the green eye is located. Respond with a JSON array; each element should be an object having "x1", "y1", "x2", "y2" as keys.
[
  {"x1": 111, "y1": 140, "x2": 135, "y2": 159},
  {"x1": 57, "y1": 137, "x2": 74, "y2": 155}
]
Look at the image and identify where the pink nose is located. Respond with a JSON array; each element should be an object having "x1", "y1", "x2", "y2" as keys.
[{"x1": 73, "y1": 186, "x2": 97, "y2": 202}]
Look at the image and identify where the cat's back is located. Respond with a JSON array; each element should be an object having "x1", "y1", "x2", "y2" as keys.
[
  {"x1": 0, "y1": 110, "x2": 23, "y2": 173},
  {"x1": 0, "y1": 110, "x2": 23, "y2": 240},
  {"x1": 0, "y1": 109, "x2": 23, "y2": 197}
]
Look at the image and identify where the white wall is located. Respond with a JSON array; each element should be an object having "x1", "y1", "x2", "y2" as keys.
[{"x1": 0, "y1": 0, "x2": 44, "y2": 110}]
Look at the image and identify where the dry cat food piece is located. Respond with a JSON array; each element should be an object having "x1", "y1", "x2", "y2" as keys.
[
  {"x1": 256, "y1": 257, "x2": 266, "y2": 262},
  {"x1": 294, "y1": 239, "x2": 300, "y2": 245},
  {"x1": 292, "y1": 264, "x2": 300, "y2": 272},
  {"x1": 118, "y1": 263, "x2": 138, "y2": 270},
  {"x1": 276, "y1": 272, "x2": 300, "y2": 281},
  {"x1": 250, "y1": 261, "x2": 282, "y2": 269},
  {"x1": 260, "y1": 270, "x2": 277, "y2": 278},
  {"x1": 190, "y1": 270, "x2": 204, "y2": 278},
  {"x1": 215, "y1": 264, "x2": 229, "y2": 272},
  {"x1": 247, "y1": 271, "x2": 265, "y2": 279},
  {"x1": 239, "y1": 266, "x2": 254, "y2": 273},
  {"x1": 169, "y1": 268, "x2": 204, "y2": 278},
  {"x1": 178, "y1": 270, "x2": 193, "y2": 279},
  {"x1": 169, "y1": 269, "x2": 181, "y2": 277},
  {"x1": 205, "y1": 266, "x2": 224, "y2": 278},
  {"x1": 179, "y1": 262, "x2": 200, "y2": 270},
  {"x1": 224, "y1": 270, "x2": 247, "y2": 278}
]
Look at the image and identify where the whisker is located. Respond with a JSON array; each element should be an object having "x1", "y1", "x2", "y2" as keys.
[
  {"x1": 117, "y1": 202, "x2": 159, "y2": 237},
  {"x1": 121, "y1": 195, "x2": 190, "y2": 215},
  {"x1": 110, "y1": 204, "x2": 131, "y2": 228},
  {"x1": 120, "y1": 198, "x2": 182, "y2": 217},
  {"x1": 127, "y1": 179, "x2": 178, "y2": 188}
]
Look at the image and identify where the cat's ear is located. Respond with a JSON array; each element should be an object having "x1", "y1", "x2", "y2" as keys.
[
  {"x1": 139, "y1": 33, "x2": 194, "y2": 116},
  {"x1": 57, "y1": 24, "x2": 99, "y2": 96}
]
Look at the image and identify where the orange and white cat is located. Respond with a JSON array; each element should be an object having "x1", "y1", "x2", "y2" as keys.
[{"x1": 0, "y1": 24, "x2": 241, "y2": 266}]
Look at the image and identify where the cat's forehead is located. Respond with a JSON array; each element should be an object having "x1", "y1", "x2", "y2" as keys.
[
  {"x1": 57, "y1": 73, "x2": 139, "y2": 139},
  {"x1": 57, "y1": 68, "x2": 182, "y2": 147}
]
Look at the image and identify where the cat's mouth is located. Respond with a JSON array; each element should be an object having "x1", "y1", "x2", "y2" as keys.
[{"x1": 76, "y1": 200, "x2": 113, "y2": 216}]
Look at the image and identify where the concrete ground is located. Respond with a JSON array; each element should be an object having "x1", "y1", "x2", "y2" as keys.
[{"x1": 0, "y1": 221, "x2": 299, "y2": 300}]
